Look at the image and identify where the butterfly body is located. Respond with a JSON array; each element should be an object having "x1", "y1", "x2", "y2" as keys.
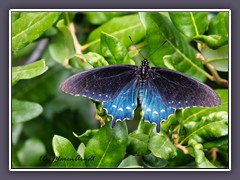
[{"x1": 60, "y1": 59, "x2": 221, "y2": 132}]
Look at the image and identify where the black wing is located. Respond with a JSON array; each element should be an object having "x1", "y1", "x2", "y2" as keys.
[
  {"x1": 150, "y1": 67, "x2": 221, "y2": 108},
  {"x1": 60, "y1": 65, "x2": 138, "y2": 102}
]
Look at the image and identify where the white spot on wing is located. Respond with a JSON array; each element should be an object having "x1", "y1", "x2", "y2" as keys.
[
  {"x1": 118, "y1": 108, "x2": 123, "y2": 111},
  {"x1": 147, "y1": 108, "x2": 151, "y2": 112},
  {"x1": 126, "y1": 106, "x2": 131, "y2": 110},
  {"x1": 99, "y1": 94, "x2": 102, "y2": 97},
  {"x1": 153, "y1": 111, "x2": 158, "y2": 115},
  {"x1": 112, "y1": 105, "x2": 117, "y2": 108},
  {"x1": 160, "y1": 109, "x2": 165, "y2": 113}
]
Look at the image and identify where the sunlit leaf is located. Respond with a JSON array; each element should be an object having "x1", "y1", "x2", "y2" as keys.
[
  {"x1": 12, "y1": 59, "x2": 48, "y2": 85},
  {"x1": 12, "y1": 12, "x2": 61, "y2": 51},
  {"x1": 12, "y1": 99, "x2": 43, "y2": 124},
  {"x1": 51, "y1": 135, "x2": 85, "y2": 168}
]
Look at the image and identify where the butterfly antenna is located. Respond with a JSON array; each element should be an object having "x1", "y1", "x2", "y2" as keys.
[
  {"x1": 146, "y1": 40, "x2": 167, "y2": 59},
  {"x1": 129, "y1": 36, "x2": 146, "y2": 59}
]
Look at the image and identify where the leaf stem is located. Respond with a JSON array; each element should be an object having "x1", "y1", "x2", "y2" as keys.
[{"x1": 196, "y1": 53, "x2": 228, "y2": 86}]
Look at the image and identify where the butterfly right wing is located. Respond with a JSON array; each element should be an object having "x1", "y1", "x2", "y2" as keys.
[{"x1": 60, "y1": 65, "x2": 138, "y2": 102}]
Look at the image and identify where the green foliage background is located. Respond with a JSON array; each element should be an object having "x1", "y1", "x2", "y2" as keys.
[{"x1": 11, "y1": 11, "x2": 229, "y2": 168}]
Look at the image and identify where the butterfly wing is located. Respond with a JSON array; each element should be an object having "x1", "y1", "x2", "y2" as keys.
[
  {"x1": 150, "y1": 68, "x2": 221, "y2": 108},
  {"x1": 103, "y1": 78, "x2": 139, "y2": 128},
  {"x1": 141, "y1": 80, "x2": 175, "y2": 132},
  {"x1": 60, "y1": 65, "x2": 138, "y2": 102}
]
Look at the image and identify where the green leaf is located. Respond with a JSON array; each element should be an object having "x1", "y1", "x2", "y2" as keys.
[
  {"x1": 142, "y1": 154, "x2": 169, "y2": 168},
  {"x1": 193, "y1": 35, "x2": 228, "y2": 49},
  {"x1": 49, "y1": 19, "x2": 75, "y2": 63},
  {"x1": 148, "y1": 132, "x2": 177, "y2": 160},
  {"x1": 12, "y1": 99, "x2": 43, "y2": 124},
  {"x1": 139, "y1": 12, "x2": 207, "y2": 81},
  {"x1": 127, "y1": 119, "x2": 154, "y2": 156},
  {"x1": 74, "y1": 129, "x2": 99, "y2": 145},
  {"x1": 12, "y1": 124, "x2": 23, "y2": 145},
  {"x1": 17, "y1": 138, "x2": 46, "y2": 167},
  {"x1": 202, "y1": 45, "x2": 228, "y2": 72},
  {"x1": 77, "y1": 143, "x2": 86, "y2": 159},
  {"x1": 84, "y1": 121, "x2": 128, "y2": 168},
  {"x1": 203, "y1": 136, "x2": 228, "y2": 150},
  {"x1": 118, "y1": 155, "x2": 143, "y2": 168},
  {"x1": 69, "y1": 52, "x2": 108, "y2": 69},
  {"x1": 189, "y1": 140, "x2": 216, "y2": 168},
  {"x1": 12, "y1": 12, "x2": 21, "y2": 22},
  {"x1": 12, "y1": 12, "x2": 61, "y2": 51},
  {"x1": 12, "y1": 65, "x2": 71, "y2": 104},
  {"x1": 169, "y1": 12, "x2": 208, "y2": 38},
  {"x1": 86, "y1": 14, "x2": 145, "y2": 52},
  {"x1": 51, "y1": 135, "x2": 85, "y2": 168},
  {"x1": 127, "y1": 130, "x2": 150, "y2": 156},
  {"x1": 100, "y1": 32, "x2": 133, "y2": 65},
  {"x1": 12, "y1": 59, "x2": 48, "y2": 85},
  {"x1": 183, "y1": 111, "x2": 228, "y2": 144},
  {"x1": 85, "y1": 12, "x2": 125, "y2": 25},
  {"x1": 208, "y1": 12, "x2": 228, "y2": 43},
  {"x1": 194, "y1": 12, "x2": 229, "y2": 49}
]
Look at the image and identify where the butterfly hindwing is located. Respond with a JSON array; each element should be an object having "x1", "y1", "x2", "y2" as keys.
[
  {"x1": 150, "y1": 68, "x2": 221, "y2": 108},
  {"x1": 60, "y1": 65, "x2": 138, "y2": 102},
  {"x1": 103, "y1": 78, "x2": 139, "y2": 127},
  {"x1": 141, "y1": 80, "x2": 175, "y2": 132}
]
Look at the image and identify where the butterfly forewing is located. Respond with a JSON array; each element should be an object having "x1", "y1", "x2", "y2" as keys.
[
  {"x1": 60, "y1": 65, "x2": 138, "y2": 102},
  {"x1": 150, "y1": 67, "x2": 221, "y2": 108}
]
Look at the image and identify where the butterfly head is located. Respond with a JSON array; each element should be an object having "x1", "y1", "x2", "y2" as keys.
[{"x1": 141, "y1": 59, "x2": 149, "y2": 67}]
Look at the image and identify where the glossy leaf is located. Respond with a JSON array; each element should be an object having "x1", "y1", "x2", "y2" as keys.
[
  {"x1": 182, "y1": 111, "x2": 228, "y2": 144},
  {"x1": 49, "y1": 19, "x2": 75, "y2": 63},
  {"x1": 17, "y1": 138, "x2": 46, "y2": 167},
  {"x1": 169, "y1": 12, "x2": 208, "y2": 38},
  {"x1": 12, "y1": 99, "x2": 43, "y2": 124},
  {"x1": 148, "y1": 132, "x2": 177, "y2": 160},
  {"x1": 51, "y1": 135, "x2": 85, "y2": 168},
  {"x1": 139, "y1": 12, "x2": 207, "y2": 81},
  {"x1": 84, "y1": 122, "x2": 128, "y2": 168},
  {"x1": 12, "y1": 12, "x2": 61, "y2": 51},
  {"x1": 194, "y1": 12, "x2": 229, "y2": 49},
  {"x1": 69, "y1": 52, "x2": 108, "y2": 69},
  {"x1": 118, "y1": 155, "x2": 143, "y2": 168},
  {"x1": 193, "y1": 35, "x2": 228, "y2": 49},
  {"x1": 12, "y1": 65, "x2": 71, "y2": 103},
  {"x1": 100, "y1": 32, "x2": 133, "y2": 65},
  {"x1": 74, "y1": 129, "x2": 99, "y2": 145},
  {"x1": 127, "y1": 119, "x2": 154, "y2": 156},
  {"x1": 127, "y1": 131, "x2": 150, "y2": 156},
  {"x1": 86, "y1": 12, "x2": 125, "y2": 25},
  {"x1": 12, "y1": 59, "x2": 48, "y2": 85},
  {"x1": 86, "y1": 14, "x2": 145, "y2": 52},
  {"x1": 189, "y1": 140, "x2": 216, "y2": 168},
  {"x1": 142, "y1": 154, "x2": 169, "y2": 168},
  {"x1": 202, "y1": 45, "x2": 228, "y2": 72}
]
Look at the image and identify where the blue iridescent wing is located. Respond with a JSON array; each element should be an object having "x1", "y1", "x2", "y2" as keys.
[
  {"x1": 103, "y1": 78, "x2": 139, "y2": 128},
  {"x1": 140, "y1": 80, "x2": 175, "y2": 132},
  {"x1": 150, "y1": 68, "x2": 221, "y2": 108},
  {"x1": 60, "y1": 65, "x2": 138, "y2": 102}
]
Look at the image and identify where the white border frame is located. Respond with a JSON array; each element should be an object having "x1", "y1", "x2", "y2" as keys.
[{"x1": 9, "y1": 9, "x2": 231, "y2": 171}]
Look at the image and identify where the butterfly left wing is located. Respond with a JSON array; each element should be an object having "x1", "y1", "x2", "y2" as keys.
[
  {"x1": 103, "y1": 78, "x2": 139, "y2": 128},
  {"x1": 150, "y1": 68, "x2": 221, "y2": 109},
  {"x1": 141, "y1": 80, "x2": 175, "y2": 132},
  {"x1": 60, "y1": 65, "x2": 138, "y2": 102}
]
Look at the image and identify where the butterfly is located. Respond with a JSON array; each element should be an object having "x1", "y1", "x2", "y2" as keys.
[{"x1": 60, "y1": 59, "x2": 221, "y2": 132}]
